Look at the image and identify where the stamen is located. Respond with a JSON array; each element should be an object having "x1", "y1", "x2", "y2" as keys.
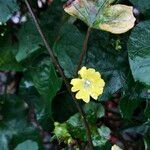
[{"x1": 84, "y1": 79, "x2": 91, "y2": 88}]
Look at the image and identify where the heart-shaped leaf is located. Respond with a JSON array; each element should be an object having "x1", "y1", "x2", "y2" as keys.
[
  {"x1": 14, "y1": 140, "x2": 38, "y2": 150},
  {"x1": 64, "y1": 0, "x2": 136, "y2": 34},
  {"x1": 127, "y1": 21, "x2": 150, "y2": 86}
]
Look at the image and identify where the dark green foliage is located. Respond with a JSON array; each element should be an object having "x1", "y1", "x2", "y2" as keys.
[
  {"x1": 127, "y1": 21, "x2": 150, "y2": 86},
  {"x1": 0, "y1": 0, "x2": 150, "y2": 149},
  {"x1": 0, "y1": 34, "x2": 23, "y2": 71},
  {"x1": 130, "y1": 0, "x2": 150, "y2": 18},
  {"x1": 15, "y1": 19, "x2": 43, "y2": 62},
  {"x1": 0, "y1": 0, "x2": 18, "y2": 22},
  {"x1": 53, "y1": 23, "x2": 84, "y2": 77},
  {"x1": 14, "y1": 140, "x2": 38, "y2": 150},
  {"x1": 0, "y1": 95, "x2": 42, "y2": 150}
]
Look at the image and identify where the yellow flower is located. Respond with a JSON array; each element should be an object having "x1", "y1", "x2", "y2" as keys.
[
  {"x1": 70, "y1": 66, "x2": 105, "y2": 103},
  {"x1": 111, "y1": 145, "x2": 123, "y2": 150}
]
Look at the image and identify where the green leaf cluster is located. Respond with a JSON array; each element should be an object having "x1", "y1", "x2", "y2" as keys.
[{"x1": 0, "y1": 0, "x2": 150, "y2": 149}]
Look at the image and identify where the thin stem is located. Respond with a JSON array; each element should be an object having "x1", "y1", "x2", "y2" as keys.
[
  {"x1": 76, "y1": 27, "x2": 91, "y2": 75},
  {"x1": 28, "y1": 107, "x2": 53, "y2": 149},
  {"x1": 24, "y1": 0, "x2": 93, "y2": 149}
]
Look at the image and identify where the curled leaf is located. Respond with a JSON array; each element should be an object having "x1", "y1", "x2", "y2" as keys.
[{"x1": 64, "y1": 0, "x2": 136, "y2": 34}]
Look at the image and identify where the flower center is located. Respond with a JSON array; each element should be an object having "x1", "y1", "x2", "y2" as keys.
[{"x1": 83, "y1": 79, "x2": 91, "y2": 88}]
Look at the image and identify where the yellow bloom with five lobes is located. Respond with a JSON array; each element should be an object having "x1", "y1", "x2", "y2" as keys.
[{"x1": 70, "y1": 66, "x2": 105, "y2": 103}]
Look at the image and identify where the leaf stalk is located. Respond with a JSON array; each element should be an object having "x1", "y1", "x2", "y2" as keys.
[
  {"x1": 76, "y1": 27, "x2": 91, "y2": 75},
  {"x1": 24, "y1": 0, "x2": 94, "y2": 149}
]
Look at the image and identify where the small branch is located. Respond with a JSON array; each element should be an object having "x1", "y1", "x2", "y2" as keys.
[
  {"x1": 28, "y1": 107, "x2": 43, "y2": 132},
  {"x1": 76, "y1": 27, "x2": 91, "y2": 75},
  {"x1": 28, "y1": 107, "x2": 55, "y2": 150},
  {"x1": 24, "y1": 0, "x2": 93, "y2": 149}
]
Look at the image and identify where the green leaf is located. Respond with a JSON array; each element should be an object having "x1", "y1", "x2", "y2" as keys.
[
  {"x1": 67, "y1": 113, "x2": 87, "y2": 140},
  {"x1": 144, "y1": 101, "x2": 150, "y2": 119},
  {"x1": 120, "y1": 123, "x2": 150, "y2": 149},
  {"x1": 0, "y1": 134, "x2": 9, "y2": 150},
  {"x1": 30, "y1": 56, "x2": 62, "y2": 102},
  {"x1": 52, "y1": 93, "x2": 77, "y2": 122},
  {"x1": 28, "y1": 56, "x2": 62, "y2": 122},
  {"x1": 0, "y1": 0, "x2": 18, "y2": 22},
  {"x1": 130, "y1": 0, "x2": 150, "y2": 18},
  {"x1": 84, "y1": 102, "x2": 104, "y2": 123},
  {"x1": 14, "y1": 140, "x2": 38, "y2": 150},
  {"x1": 54, "y1": 26, "x2": 129, "y2": 100},
  {"x1": 53, "y1": 23, "x2": 84, "y2": 77},
  {"x1": 64, "y1": 0, "x2": 136, "y2": 34},
  {"x1": 127, "y1": 21, "x2": 150, "y2": 86},
  {"x1": 98, "y1": 126, "x2": 110, "y2": 140},
  {"x1": 40, "y1": 0, "x2": 64, "y2": 44},
  {"x1": 0, "y1": 35, "x2": 23, "y2": 71},
  {"x1": 16, "y1": 19, "x2": 43, "y2": 62},
  {"x1": 119, "y1": 97, "x2": 140, "y2": 120},
  {"x1": 0, "y1": 49, "x2": 23, "y2": 71},
  {"x1": 122, "y1": 121, "x2": 150, "y2": 137},
  {"x1": 86, "y1": 30, "x2": 128, "y2": 101},
  {"x1": 93, "y1": 126, "x2": 110, "y2": 147},
  {"x1": 19, "y1": 75, "x2": 53, "y2": 130},
  {"x1": 144, "y1": 136, "x2": 150, "y2": 150},
  {"x1": 0, "y1": 95, "x2": 41, "y2": 150},
  {"x1": 15, "y1": 0, "x2": 64, "y2": 62},
  {"x1": 53, "y1": 122, "x2": 72, "y2": 143},
  {"x1": 66, "y1": 102, "x2": 105, "y2": 141},
  {"x1": 54, "y1": 102, "x2": 108, "y2": 147}
]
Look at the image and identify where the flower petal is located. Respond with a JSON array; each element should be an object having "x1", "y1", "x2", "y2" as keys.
[
  {"x1": 78, "y1": 66, "x2": 87, "y2": 78},
  {"x1": 78, "y1": 67, "x2": 98, "y2": 80},
  {"x1": 90, "y1": 86, "x2": 104, "y2": 100},
  {"x1": 94, "y1": 79, "x2": 105, "y2": 87},
  {"x1": 70, "y1": 78, "x2": 83, "y2": 92},
  {"x1": 90, "y1": 93, "x2": 98, "y2": 100},
  {"x1": 75, "y1": 90, "x2": 90, "y2": 103}
]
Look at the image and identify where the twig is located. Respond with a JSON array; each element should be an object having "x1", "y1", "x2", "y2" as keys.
[
  {"x1": 24, "y1": 0, "x2": 94, "y2": 149},
  {"x1": 28, "y1": 107, "x2": 43, "y2": 132},
  {"x1": 28, "y1": 107, "x2": 55, "y2": 150},
  {"x1": 76, "y1": 27, "x2": 91, "y2": 75}
]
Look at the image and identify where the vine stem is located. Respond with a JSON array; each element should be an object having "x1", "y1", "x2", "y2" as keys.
[
  {"x1": 76, "y1": 27, "x2": 91, "y2": 75},
  {"x1": 24, "y1": 0, "x2": 94, "y2": 149}
]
